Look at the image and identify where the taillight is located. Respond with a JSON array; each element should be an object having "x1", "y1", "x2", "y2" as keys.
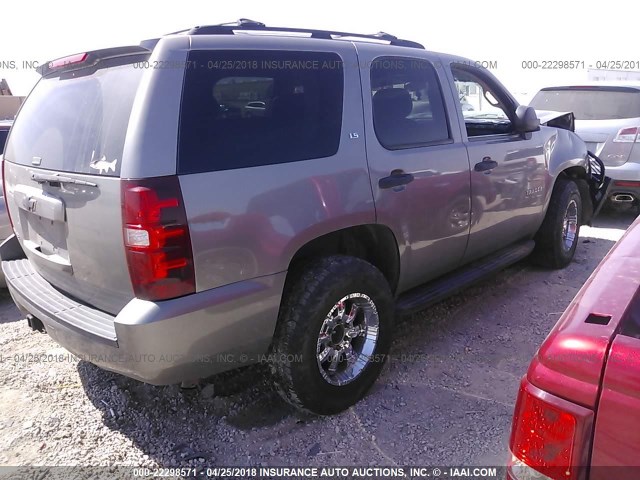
[
  {"x1": 612, "y1": 126, "x2": 640, "y2": 143},
  {"x1": 122, "y1": 176, "x2": 195, "y2": 301},
  {"x1": 508, "y1": 378, "x2": 593, "y2": 480}
]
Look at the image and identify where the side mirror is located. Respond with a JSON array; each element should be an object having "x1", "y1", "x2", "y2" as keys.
[{"x1": 515, "y1": 105, "x2": 540, "y2": 133}]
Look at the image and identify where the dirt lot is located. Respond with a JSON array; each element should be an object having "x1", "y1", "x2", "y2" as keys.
[{"x1": 0, "y1": 207, "x2": 637, "y2": 469}]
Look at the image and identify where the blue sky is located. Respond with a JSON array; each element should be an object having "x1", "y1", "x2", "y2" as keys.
[{"x1": 1, "y1": 0, "x2": 638, "y2": 100}]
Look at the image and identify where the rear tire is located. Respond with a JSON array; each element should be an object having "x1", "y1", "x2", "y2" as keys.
[
  {"x1": 533, "y1": 178, "x2": 582, "y2": 269},
  {"x1": 270, "y1": 255, "x2": 394, "y2": 415}
]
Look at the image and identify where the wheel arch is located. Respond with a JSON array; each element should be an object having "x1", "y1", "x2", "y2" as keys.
[
  {"x1": 545, "y1": 128, "x2": 596, "y2": 224},
  {"x1": 285, "y1": 225, "x2": 401, "y2": 296},
  {"x1": 555, "y1": 166, "x2": 594, "y2": 225}
]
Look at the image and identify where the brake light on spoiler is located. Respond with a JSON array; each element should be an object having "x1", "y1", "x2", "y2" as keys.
[
  {"x1": 36, "y1": 46, "x2": 150, "y2": 77},
  {"x1": 122, "y1": 176, "x2": 195, "y2": 301},
  {"x1": 47, "y1": 52, "x2": 88, "y2": 70}
]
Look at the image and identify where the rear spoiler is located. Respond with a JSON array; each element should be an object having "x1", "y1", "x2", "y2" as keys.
[{"x1": 36, "y1": 45, "x2": 151, "y2": 77}]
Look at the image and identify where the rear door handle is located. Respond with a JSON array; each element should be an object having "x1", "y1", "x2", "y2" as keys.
[
  {"x1": 474, "y1": 157, "x2": 498, "y2": 173},
  {"x1": 379, "y1": 170, "x2": 415, "y2": 189}
]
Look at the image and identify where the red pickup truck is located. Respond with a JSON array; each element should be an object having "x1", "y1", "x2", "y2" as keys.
[{"x1": 508, "y1": 215, "x2": 640, "y2": 480}]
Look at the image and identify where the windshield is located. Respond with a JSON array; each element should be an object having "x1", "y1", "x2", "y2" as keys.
[
  {"x1": 530, "y1": 87, "x2": 640, "y2": 120},
  {"x1": 4, "y1": 61, "x2": 144, "y2": 176}
]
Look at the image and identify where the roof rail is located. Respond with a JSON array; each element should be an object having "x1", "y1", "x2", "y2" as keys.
[{"x1": 186, "y1": 19, "x2": 425, "y2": 49}]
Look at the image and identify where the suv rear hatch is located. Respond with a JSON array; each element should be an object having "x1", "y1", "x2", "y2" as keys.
[
  {"x1": 3, "y1": 47, "x2": 149, "y2": 315},
  {"x1": 530, "y1": 86, "x2": 640, "y2": 167}
]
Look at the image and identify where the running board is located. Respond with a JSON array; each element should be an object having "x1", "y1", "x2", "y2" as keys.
[{"x1": 395, "y1": 240, "x2": 535, "y2": 316}]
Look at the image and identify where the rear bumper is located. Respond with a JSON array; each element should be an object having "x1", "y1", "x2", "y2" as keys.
[
  {"x1": 605, "y1": 161, "x2": 640, "y2": 199},
  {"x1": 2, "y1": 248, "x2": 285, "y2": 385}
]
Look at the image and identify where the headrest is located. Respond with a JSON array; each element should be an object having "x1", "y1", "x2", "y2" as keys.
[{"x1": 373, "y1": 88, "x2": 413, "y2": 121}]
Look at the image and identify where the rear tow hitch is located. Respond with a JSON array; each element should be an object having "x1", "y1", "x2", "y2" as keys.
[{"x1": 26, "y1": 314, "x2": 46, "y2": 333}]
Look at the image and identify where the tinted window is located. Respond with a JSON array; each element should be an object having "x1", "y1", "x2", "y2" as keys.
[
  {"x1": 370, "y1": 57, "x2": 450, "y2": 149},
  {"x1": 530, "y1": 88, "x2": 640, "y2": 120},
  {"x1": 5, "y1": 62, "x2": 144, "y2": 176},
  {"x1": 0, "y1": 129, "x2": 8, "y2": 154},
  {"x1": 178, "y1": 51, "x2": 343, "y2": 174}
]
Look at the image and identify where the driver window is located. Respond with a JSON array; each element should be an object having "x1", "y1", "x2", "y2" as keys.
[{"x1": 451, "y1": 65, "x2": 513, "y2": 137}]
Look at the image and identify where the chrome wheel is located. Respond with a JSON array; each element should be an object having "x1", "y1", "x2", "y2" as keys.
[
  {"x1": 449, "y1": 206, "x2": 469, "y2": 229},
  {"x1": 446, "y1": 198, "x2": 471, "y2": 232},
  {"x1": 562, "y1": 199, "x2": 579, "y2": 251},
  {"x1": 316, "y1": 293, "x2": 379, "y2": 386}
]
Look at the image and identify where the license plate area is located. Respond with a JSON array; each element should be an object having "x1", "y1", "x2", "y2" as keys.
[
  {"x1": 21, "y1": 213, "x2": 69, "y2": 261},
  {"x1": 13, "y1": 184, "x2": 70, "y2": 263}
]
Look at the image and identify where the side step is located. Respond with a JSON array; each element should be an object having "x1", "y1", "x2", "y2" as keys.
[{"x1": 395, "y1": 240, "x2": 535, "y2": 316}]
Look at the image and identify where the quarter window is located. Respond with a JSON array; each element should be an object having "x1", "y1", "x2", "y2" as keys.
[
  {"x1": 370, "y1": 57, "x2": 450, "y2": 149},
  {"x1": 178, "y1": 51, "x2": 344, "y2": 174}
]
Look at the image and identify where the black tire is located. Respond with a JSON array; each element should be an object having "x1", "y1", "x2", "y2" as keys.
[
  {"x1": 533, "y1": 178, "x2": 582, "y2": 269},
  {"x1": 270, "y1": 255, "x2": 394, "y2": 415}
]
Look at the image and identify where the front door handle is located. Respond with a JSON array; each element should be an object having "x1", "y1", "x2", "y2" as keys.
[
  {"x1": 379, "y1": 170, "x2": 415, "y2": 189},
  {"x1": 474, "y1": 157, "x2": 498, "y2": 173}
]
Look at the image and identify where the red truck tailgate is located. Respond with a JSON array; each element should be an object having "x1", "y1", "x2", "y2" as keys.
[
  {"x1": 528, "y1": 216, "x2": 640, "y2": 409},
  {"x1": 590, "y1": 321, "x2": 640, "y2": 476}
]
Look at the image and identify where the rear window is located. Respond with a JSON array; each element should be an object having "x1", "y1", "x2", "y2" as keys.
[
  {"x1": 178, "y1": 50, "x2": 344, "y2": 174},
  {"x1": 530, "y1": 87, "x2": 640, "y2": 120},
  {"x1": 5, "y1": 62, "x2": 144, "y2": 176}
]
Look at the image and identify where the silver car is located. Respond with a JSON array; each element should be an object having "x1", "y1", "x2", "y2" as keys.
[
  {"x1": 0, "y1": 20, "x2": 607, "y2": 414},
  {"x1": 530, "y1": 83, "x2": 640, "y2": 206}
]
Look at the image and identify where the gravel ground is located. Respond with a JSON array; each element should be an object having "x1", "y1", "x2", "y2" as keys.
[{"x1": 0, "y1": 207, "x2": 637, "y2": 470}]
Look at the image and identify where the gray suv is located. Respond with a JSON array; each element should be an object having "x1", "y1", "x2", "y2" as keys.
[{"x1": 1, "y1": 20, "x2": 608, "y2": 414}]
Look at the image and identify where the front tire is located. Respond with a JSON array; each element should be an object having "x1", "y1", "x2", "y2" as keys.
[
  {"x1": 533, "y1": 178, "x2": 582, "y2": 269},
  {"x1": 270, "y1": 255, "x2": 394, "y2": 415}
]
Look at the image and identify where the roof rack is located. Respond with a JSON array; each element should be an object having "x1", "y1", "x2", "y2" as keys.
[{"x1": 186, "y1": 19, "x2": 425, "y2": 49}]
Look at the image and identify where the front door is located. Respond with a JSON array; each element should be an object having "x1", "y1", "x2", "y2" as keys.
[{"x1": 446, "y1": 63, "x2": 549, "y2": 262}]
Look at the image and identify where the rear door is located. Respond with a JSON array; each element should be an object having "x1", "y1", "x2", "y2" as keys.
[
  {"x1": 3, "y1": 49, "x2": 148, "y2": 314},
  {"x1": 357, "y1": 46, "x2": 471, "y2": 293}
]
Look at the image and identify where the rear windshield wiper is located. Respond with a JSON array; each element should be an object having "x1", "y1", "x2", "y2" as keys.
[{"x1": 30, "y1": 172, "x2": 98, "y2": 187}]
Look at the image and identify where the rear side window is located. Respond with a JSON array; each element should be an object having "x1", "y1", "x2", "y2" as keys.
[
  {"x1": 178, "y1": 50, "x2": 344, "y2": 174},
  {"x1": 530, "y1": 87, "x2": 640, "y2": 120},
  {"x1": 5, "y1": 62, "x2": 144, "y2": 176},
  {"x1": 370, "y1": 57, "x2": 450, "y2": 149}
]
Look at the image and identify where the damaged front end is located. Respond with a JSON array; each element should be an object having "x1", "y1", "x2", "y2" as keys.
[{"x1": 538, "y1": 109, "x2": 612, "y2": 223}]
